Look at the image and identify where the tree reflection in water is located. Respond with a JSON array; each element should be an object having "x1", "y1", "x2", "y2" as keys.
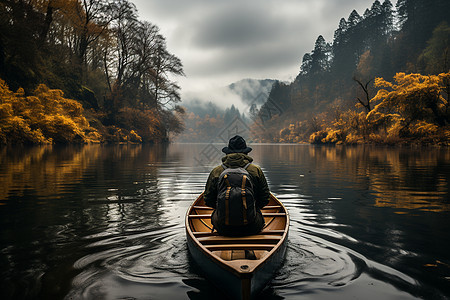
[{"x1": 0, "y1": 144, "x2": 449, "y2": 299}]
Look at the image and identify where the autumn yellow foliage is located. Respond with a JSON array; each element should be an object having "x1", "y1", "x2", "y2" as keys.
[
  {"x1": 277, "y1": 72, "x2": 450, "y2": 145},
  {"x1": 0, "y1": 79, "x2": 100, "y2": 144},
  {"x1": 369, "y1": 73, "x2": 449, "y2": 125},
  {"x1": 366, "y1": 73, "x2": 449, "y2": 143},
  {"x1": 312, "y1": 72, "x2": 450, "y2": 145}
]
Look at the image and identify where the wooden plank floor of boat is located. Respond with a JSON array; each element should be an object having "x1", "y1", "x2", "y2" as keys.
[{"x1": 188, "y1": 196, "x2": 287, "y2": 262}]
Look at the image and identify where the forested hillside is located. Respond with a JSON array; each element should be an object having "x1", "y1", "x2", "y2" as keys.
[
  {"x1": 177, "y1": 103, "x2": 245, "y2": 142},
  {"x1": 253, "y1": 0, "x2": 450, "y2": 145},
  {"x1": 0, "y1": 0, "x2": 184, "y2": 144},
  {"x1": 176, "y1": 79, "x2": 274, "y2": 142}
]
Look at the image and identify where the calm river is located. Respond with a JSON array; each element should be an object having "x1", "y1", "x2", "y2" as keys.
[{"x1": 0, "y1": 144, "x2": 449, "y2": 299}]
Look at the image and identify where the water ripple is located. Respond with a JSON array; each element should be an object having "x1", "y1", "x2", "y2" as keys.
[{"x1": 2, "y1": 144, "x2": 448, "y2": 299}]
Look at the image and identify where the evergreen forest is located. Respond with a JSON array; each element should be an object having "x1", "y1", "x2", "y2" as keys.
[{"x1": 252, "y1": 0, "x2": 450, "y2": 145}]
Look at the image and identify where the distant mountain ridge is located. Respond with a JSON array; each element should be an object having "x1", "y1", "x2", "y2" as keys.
[
  {"x1": 182, "y1": 78, "x2": 277, "y2": 117},
  {"x1": 228, "y1": 78, "x2": 277, "y2": 106},
  {"x1": 177, "y1": 78, "x2": 276, "y2": 142}
]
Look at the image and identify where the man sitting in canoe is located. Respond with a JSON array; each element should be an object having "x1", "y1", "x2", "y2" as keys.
[{"x1": 204, "y1": 135, "x2": 270, "y2": 236}]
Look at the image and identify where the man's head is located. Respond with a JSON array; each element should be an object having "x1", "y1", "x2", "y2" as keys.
[{"x1": 222, "y1": 135, "x2": 252, "y2": 154}]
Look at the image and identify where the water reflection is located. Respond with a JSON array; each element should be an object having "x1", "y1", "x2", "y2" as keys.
[
  {"x1": 255, "y1": 145, "x2": 450, "y2": 213},
  {"x1": 0, "y1": 144, "x2": 449, "y2": 299},
  {"x1": 253, "y1": 145, "x2": 450, "y2": 299}
]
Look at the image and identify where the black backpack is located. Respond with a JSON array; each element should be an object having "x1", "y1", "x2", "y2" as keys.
[{"x1": 216, "y1": 163, "x2": 256, "y2": 226}]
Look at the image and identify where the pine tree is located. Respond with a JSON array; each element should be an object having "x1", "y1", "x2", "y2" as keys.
[
  {"x1": 300, "y1": 53, "x2": 312, "y2": 75},
  {"x1": 310, "y1": 35, "x2": 331, "y2": 75},
  {"x1": 332, "y1": 10, "x2": 364, "y2": 77},
  {"x1": 333, "y1": 18, "x2": 348, "y2": 47},
  {"x1": 348, "y1": 10, "x2": 362, "y2": 27},
  {"x1": 381, "y1": 0, "x2": 394, "y2": 37}
]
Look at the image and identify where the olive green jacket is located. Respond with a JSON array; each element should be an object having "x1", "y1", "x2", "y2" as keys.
[{"x1": 203, "y1": 153, "x2": 270, "y2": 209}]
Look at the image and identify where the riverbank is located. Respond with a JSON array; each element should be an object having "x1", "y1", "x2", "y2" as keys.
[{"x1": 0, "y1": 79, "x2": 174, "y2": 145}]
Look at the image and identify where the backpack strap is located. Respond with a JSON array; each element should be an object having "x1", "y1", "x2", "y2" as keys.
[
  {"x1": 242, "y1": 163, "x2": 251, "y2": 225},
  {"x1": 219, "y1": 164, "x2": 231, "y2": 225},
  {"x1": 241, "y1": 174, "x2": 248, "y2": 225},
  {"x1": 224, "y1": 174, "x2": 231, "y2": 225}
]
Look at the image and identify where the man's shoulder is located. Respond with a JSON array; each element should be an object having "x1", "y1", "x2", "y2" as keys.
[
  {"x1": 246, "y1": 163, "x2": 261, "y2": 171},
  {"x1": 246, "y1": 163, "x2": 263, "y2": 178},
  {"x1": 210, "y1": 164, "x2": 226, "y2": 177}
]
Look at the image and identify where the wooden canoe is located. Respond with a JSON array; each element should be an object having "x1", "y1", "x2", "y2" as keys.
[{"x1": 185, "y1": 193, "x2": 289, "y2": 299}]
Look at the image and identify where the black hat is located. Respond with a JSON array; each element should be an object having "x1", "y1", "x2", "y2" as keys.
[{"x1": 222, "y1": 135, "x2": 252, "y2": 154}]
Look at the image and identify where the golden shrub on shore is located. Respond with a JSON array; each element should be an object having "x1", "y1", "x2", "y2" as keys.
[
  {"x1": 305, "y1": 72, "x2": 450, "y2": 145},
  {"x1": 0, "y1": 79, "x2": 100, "y2": 144},
  {"x1": 271, "y1": 72, "x2": 449, "y2": 145}
]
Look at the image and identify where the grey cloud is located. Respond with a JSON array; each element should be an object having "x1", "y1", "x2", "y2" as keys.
[
  {"x1": 134, "y1": 0, "x2": 209, "y2": 17},
  {"x1": 174, "y1": 2, "x2": 322, "y2": 76},
  {"x1": 321, "y1": 0, "x2": 379, "y2": 35},
  {"x1": 190, "y1": 5, "x2": 286, "y2": 48},
  {"x1": 189, "y1": 38, "x2": 305, "y2": 77},
  {"x1": 132, "y1": 0, "x2": 376, "y2": 99}
]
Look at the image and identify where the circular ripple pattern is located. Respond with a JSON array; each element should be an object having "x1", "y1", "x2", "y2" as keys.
[{"x1": 1, "y1": 144, "x2": 449, "y2": 300}]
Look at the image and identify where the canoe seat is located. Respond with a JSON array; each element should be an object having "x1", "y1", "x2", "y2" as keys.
[
  {"x1": 193, "y1": 205, "x2": 281, "y2": 210},
  {"x1": 261, "y1": 205, "x2": 282, "y2": 210},
  {"x1": 197, "y1": 235, "x2": 281, "y2": 245},
  {"x1": 188, "y1": 214, "x2": 212, "y2": 219},
  {"x1": 192, "y1": 206, "x2": 214, "y2": 210},
  {"x1": 192, "y1": 229, "x2": 285, "y2": 237},
  {"x1": 262, "y1": 213, "x2": 287, "y2": 217},
  {"x1": 205, "y1": 244, "x2": 274, "y2": 251},
  {"x1": 188, "y1": 212, "x2": 286, "y2": 219}
]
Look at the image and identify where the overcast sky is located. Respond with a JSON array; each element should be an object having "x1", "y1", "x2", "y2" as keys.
[{"x1": 132, "y1": 0, "x2": 376, "y2": 108}]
